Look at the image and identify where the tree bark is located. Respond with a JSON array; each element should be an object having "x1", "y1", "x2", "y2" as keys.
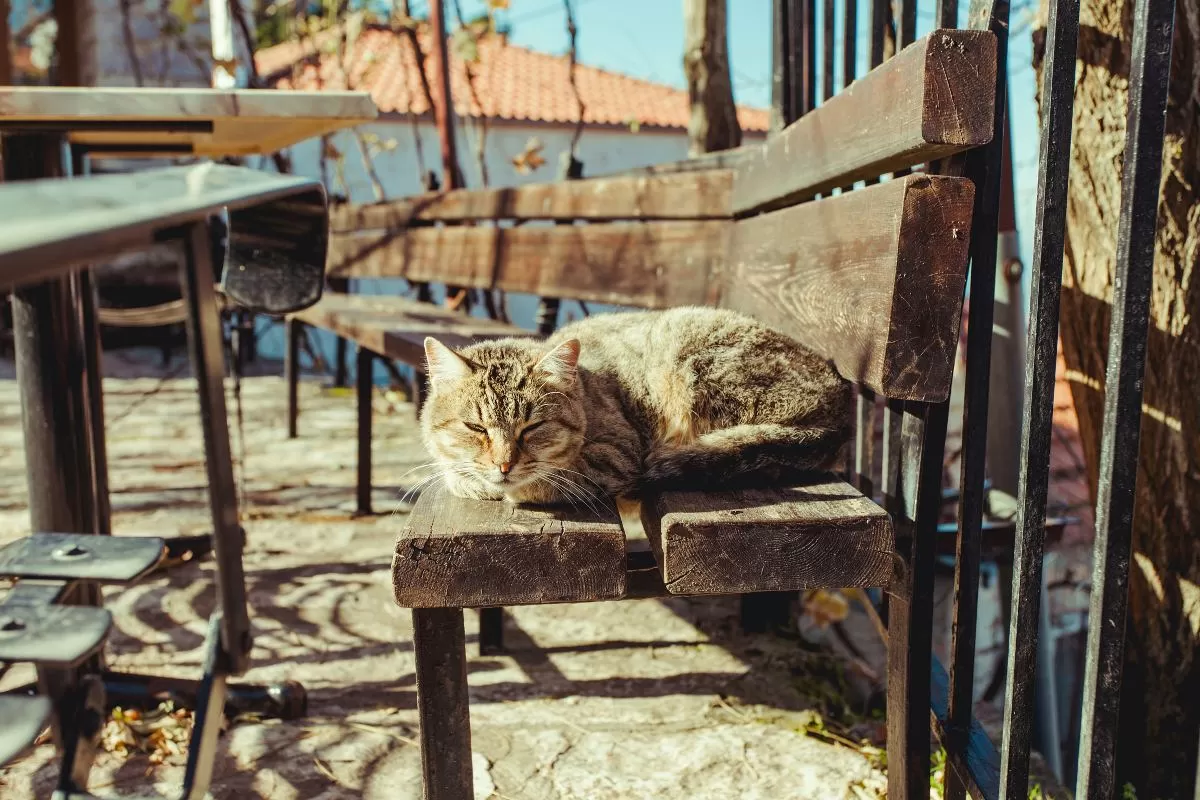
[
  {"x1": 1034, "y1": 0, "x2": 1200, "y2": 793},
  {"x1": 683, "y1": 0, "x2": 741, "y2": 155}
]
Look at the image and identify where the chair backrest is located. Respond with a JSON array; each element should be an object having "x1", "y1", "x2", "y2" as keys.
[{"x1": 328, "y1": 28, "x2": 994, "y2": 414}]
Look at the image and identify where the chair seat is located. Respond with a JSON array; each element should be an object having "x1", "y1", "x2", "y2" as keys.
[
  {"x1": 292, "y1": 293, "x2": 538, "y2": 365},
  {"x1": 640, "y1": 477, "x2": 894, "y2": 595},
  {"x1": 0, "y1": 600, "x2": 112, "y2": 667},
  {"x1": 392, "y1": 487, "x2": 627, "y2": 608},
  {"x1": 0, "y1": 533, "x2": 166, "y2": 583},
  {"x1": 0, "y1": 694, "x2": 51, "y2": 766}
]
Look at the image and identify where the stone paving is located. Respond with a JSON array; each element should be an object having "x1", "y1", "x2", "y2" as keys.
[{"x1": 0, "y1": 350, "x2": 889, "y2": 799}]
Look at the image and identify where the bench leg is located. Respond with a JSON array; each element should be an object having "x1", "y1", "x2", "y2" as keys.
[
  {"x1": 285, "y1": 318, "x2": 301, "y2": 439},
  {"x1": 478, "y1": 607, "x2": 505, "y2": 654},
  {"x1": 356, "y1": 346, "x2": 373, "y2": 516},
  {"x1": 413, "y1": 608, "x2": 474, "y2": 800},
  {"x1": 334, "y1": 337, "x2": 349, "y2": 388},
  {"x1": 886, "y1": 567, "x2": 932, "y2": 799}
]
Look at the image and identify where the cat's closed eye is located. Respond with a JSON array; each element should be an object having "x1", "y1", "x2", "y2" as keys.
[
  {"x1": 463, "y1": 422, "x2": 487, "y2": 435},
  {"x1": 518, "y1": 421, "x2": 546, "y2": 442}
]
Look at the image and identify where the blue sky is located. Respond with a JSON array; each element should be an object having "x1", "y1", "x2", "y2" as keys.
[{"x1": 437, "y1": 0, "x2": 1043, "y2": 304}]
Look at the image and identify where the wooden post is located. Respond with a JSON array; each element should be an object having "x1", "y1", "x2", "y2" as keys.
[{"x1": 683, "y1": 0, "x2": 742, "y2": 156}]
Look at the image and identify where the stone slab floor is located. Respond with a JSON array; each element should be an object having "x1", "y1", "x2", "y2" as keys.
[{"x1": 0, "y1": 350, "x2": 886, "y2": 800}]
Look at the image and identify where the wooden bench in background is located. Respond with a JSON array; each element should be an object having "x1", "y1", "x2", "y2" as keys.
[{"x1": 288, "y1": 28, "x2": 999, "y2": 799}]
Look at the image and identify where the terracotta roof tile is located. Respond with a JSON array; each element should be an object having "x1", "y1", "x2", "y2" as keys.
[{"x1": 255, "y1": 26, "x2": 770, "y2": 133}]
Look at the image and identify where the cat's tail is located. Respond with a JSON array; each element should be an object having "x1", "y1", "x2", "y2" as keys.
[{"x1": 637, "y1": 423, "x2": 849, "y2": 494}]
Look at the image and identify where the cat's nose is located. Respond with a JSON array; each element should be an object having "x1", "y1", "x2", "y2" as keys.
[{"x1": 498, "y1": 461, "x2": 512, "y2": 475}]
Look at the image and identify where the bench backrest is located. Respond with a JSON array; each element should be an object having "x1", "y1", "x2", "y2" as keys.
[{"x1": 326, "y1": 27, "x2": 996, "y2": 407}]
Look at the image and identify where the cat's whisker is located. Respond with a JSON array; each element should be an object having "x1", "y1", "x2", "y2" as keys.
[
  {"x1": 529, "y1": 467, "x2": 606, "y2": 517},
  {"x1": 397, "y1": 464, "x2": 477, "y2": 507},
  {"x1": 539, "y1": 463, "x2": 608, "y2": 494}
]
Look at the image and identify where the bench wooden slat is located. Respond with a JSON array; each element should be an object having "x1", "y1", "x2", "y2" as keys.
[
  {"x1": 722, "y1": 173, "x2": 973, "y2": 403},
  {"x1": 328, "y1": 221, "x2": 727, "y2": 310},
  {"x1": 393, "y1": 488, "x2": 627, "y2": 607},
  {"x1": 639, "y1": 479, "x2": 894, "y2": 595},
  {"x1": 292, "y1": 294, "x2": 535, "y2": 363},
  {"x1": 330, "y1": 171, "x2": 732, "y2": 230},
  {"x1": 732, "y1": 29, "x2": 996, "y2": 216}
]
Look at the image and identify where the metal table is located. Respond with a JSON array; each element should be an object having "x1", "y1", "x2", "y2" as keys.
[
  {"x1": 0, "y1": 88, "x2": 376, "y2": 796},
  {"x1": 0, "y1": 85, "x2": 376, "y2": 545}
]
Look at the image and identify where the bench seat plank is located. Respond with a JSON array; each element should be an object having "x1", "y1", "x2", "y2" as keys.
[
  {"x1": 292, "y1": 293, "x2": 536, "y2": 364},
  {"x1": 640, "y1": 479, "x2": 894, "y2": 595},
  {"x1": 393, "y1": 488, "x2": 627, "y2": 607}
]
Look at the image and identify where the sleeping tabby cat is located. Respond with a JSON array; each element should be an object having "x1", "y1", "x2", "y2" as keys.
[{"x1": 418, "y1": 306, "x2": 851, "y2": 506}]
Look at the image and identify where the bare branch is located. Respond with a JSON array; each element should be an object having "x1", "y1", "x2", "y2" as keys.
[
  {"x1": 118, "y1": 0, "x2": 145, "y2": 85},
  {"x1": 562, "y1": 0, "x2": 586, "y2": 156}
]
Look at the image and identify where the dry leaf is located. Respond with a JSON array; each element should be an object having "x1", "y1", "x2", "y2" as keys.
[
  {"x1": 511, "y1": 137, "x2": 547, "y2": 174},
  {"x1": 800, "y1": 589, "x2": 850, "y2": 628}
]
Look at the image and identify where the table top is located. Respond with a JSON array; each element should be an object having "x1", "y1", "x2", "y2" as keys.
[{"x1": 0, "y1": 86, "x2": 378, "y2": 157}]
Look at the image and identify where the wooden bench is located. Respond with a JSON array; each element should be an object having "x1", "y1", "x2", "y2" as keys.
[{"x1": 294, "y1": 28, "x2": 998, "y2": 799}]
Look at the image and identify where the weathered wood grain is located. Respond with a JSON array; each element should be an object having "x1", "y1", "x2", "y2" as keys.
[
  {"x1": 328, "y1": 221, "x2": 727, "y2": 309},
  {"x1": 291, "y1": 293, "x2": 535, "y2": 365},
  {"x1": 732, "y1": 29, "x2": 996, "y2": 215},
  {"x1": 722, "y1": 173, "x2": 974, "y2": 403},
  {"x1": 639, "y1": 478, "x2": 894, "y2": 595},
  {"x1": 393, "y1": 488, "x2": 627, "y2": 607},
  {"x1": 330, "y1": 171, "x2": 733, "y2": 230},
  {"x1": 412, "y1": 608, "x2": 474, "y2": 800}
]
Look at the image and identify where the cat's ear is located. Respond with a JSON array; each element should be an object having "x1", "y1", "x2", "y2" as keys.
[
  {"x1": 534, "y1": 339, "x2": 580, "y2": 387},
  {"x1": 424, "y1": 337, "x2": 473, "y2": 383}
]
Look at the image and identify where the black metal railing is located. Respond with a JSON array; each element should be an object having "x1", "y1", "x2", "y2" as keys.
[{"x1": 773, "y1": 0, "x2": 1182, "y2": 793}]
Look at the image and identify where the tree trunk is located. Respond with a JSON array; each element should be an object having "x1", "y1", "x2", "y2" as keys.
[
  {"x1": 683, "y1": 0, "x2": 741, "y2": 155},
  {"x1": 1034, "y1": 0, "x2": 1200, "y2": 793}
]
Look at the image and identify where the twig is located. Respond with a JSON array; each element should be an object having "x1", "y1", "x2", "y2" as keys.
[
  {"x1": 118, "y1": 0, "x2": 144, "y2": 85},
  {"x1": 562, "y1": 0, "x2": 586, "y2": 156}
]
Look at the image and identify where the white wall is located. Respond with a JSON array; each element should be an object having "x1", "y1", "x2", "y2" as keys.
[
  {"x1": 284, "y1": 119, "x2": 745, "y2": 200},
  {"x1": 79, "y1": 0, "x2": 253, "y2": 87}
]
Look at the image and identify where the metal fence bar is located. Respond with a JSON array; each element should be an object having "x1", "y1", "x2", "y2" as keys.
[
  {"x1": 1075, "y1": 0, "x2": 1176, "y2": 792},
  {"x1": 772, "y1": 0, "x2": 793, "y2": 131},
  {"x1": 943, "y1": 0, "x2": 1011, "y2": 796},
  {"x1": 843, "y1": 0, "x2": 858, "y2": 88},
  {"x1": 800, "y1": 0, "x2": 817, "y2": 114},
  {"x1": 937, "y1": 0, "x2": 960, "y2": 28},
  {"x1": 822, "y1": 0, "x2": 836, "y2": 101},
  {"x1": 899, "y1": 0, "x2": 918, "y2": 47},
  {"x1": 870, "y1": 0, "x2": 889, "y2": 67},
  {"x1": 997, "y1": 0, "x2": 1080, "y2": 792}
]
